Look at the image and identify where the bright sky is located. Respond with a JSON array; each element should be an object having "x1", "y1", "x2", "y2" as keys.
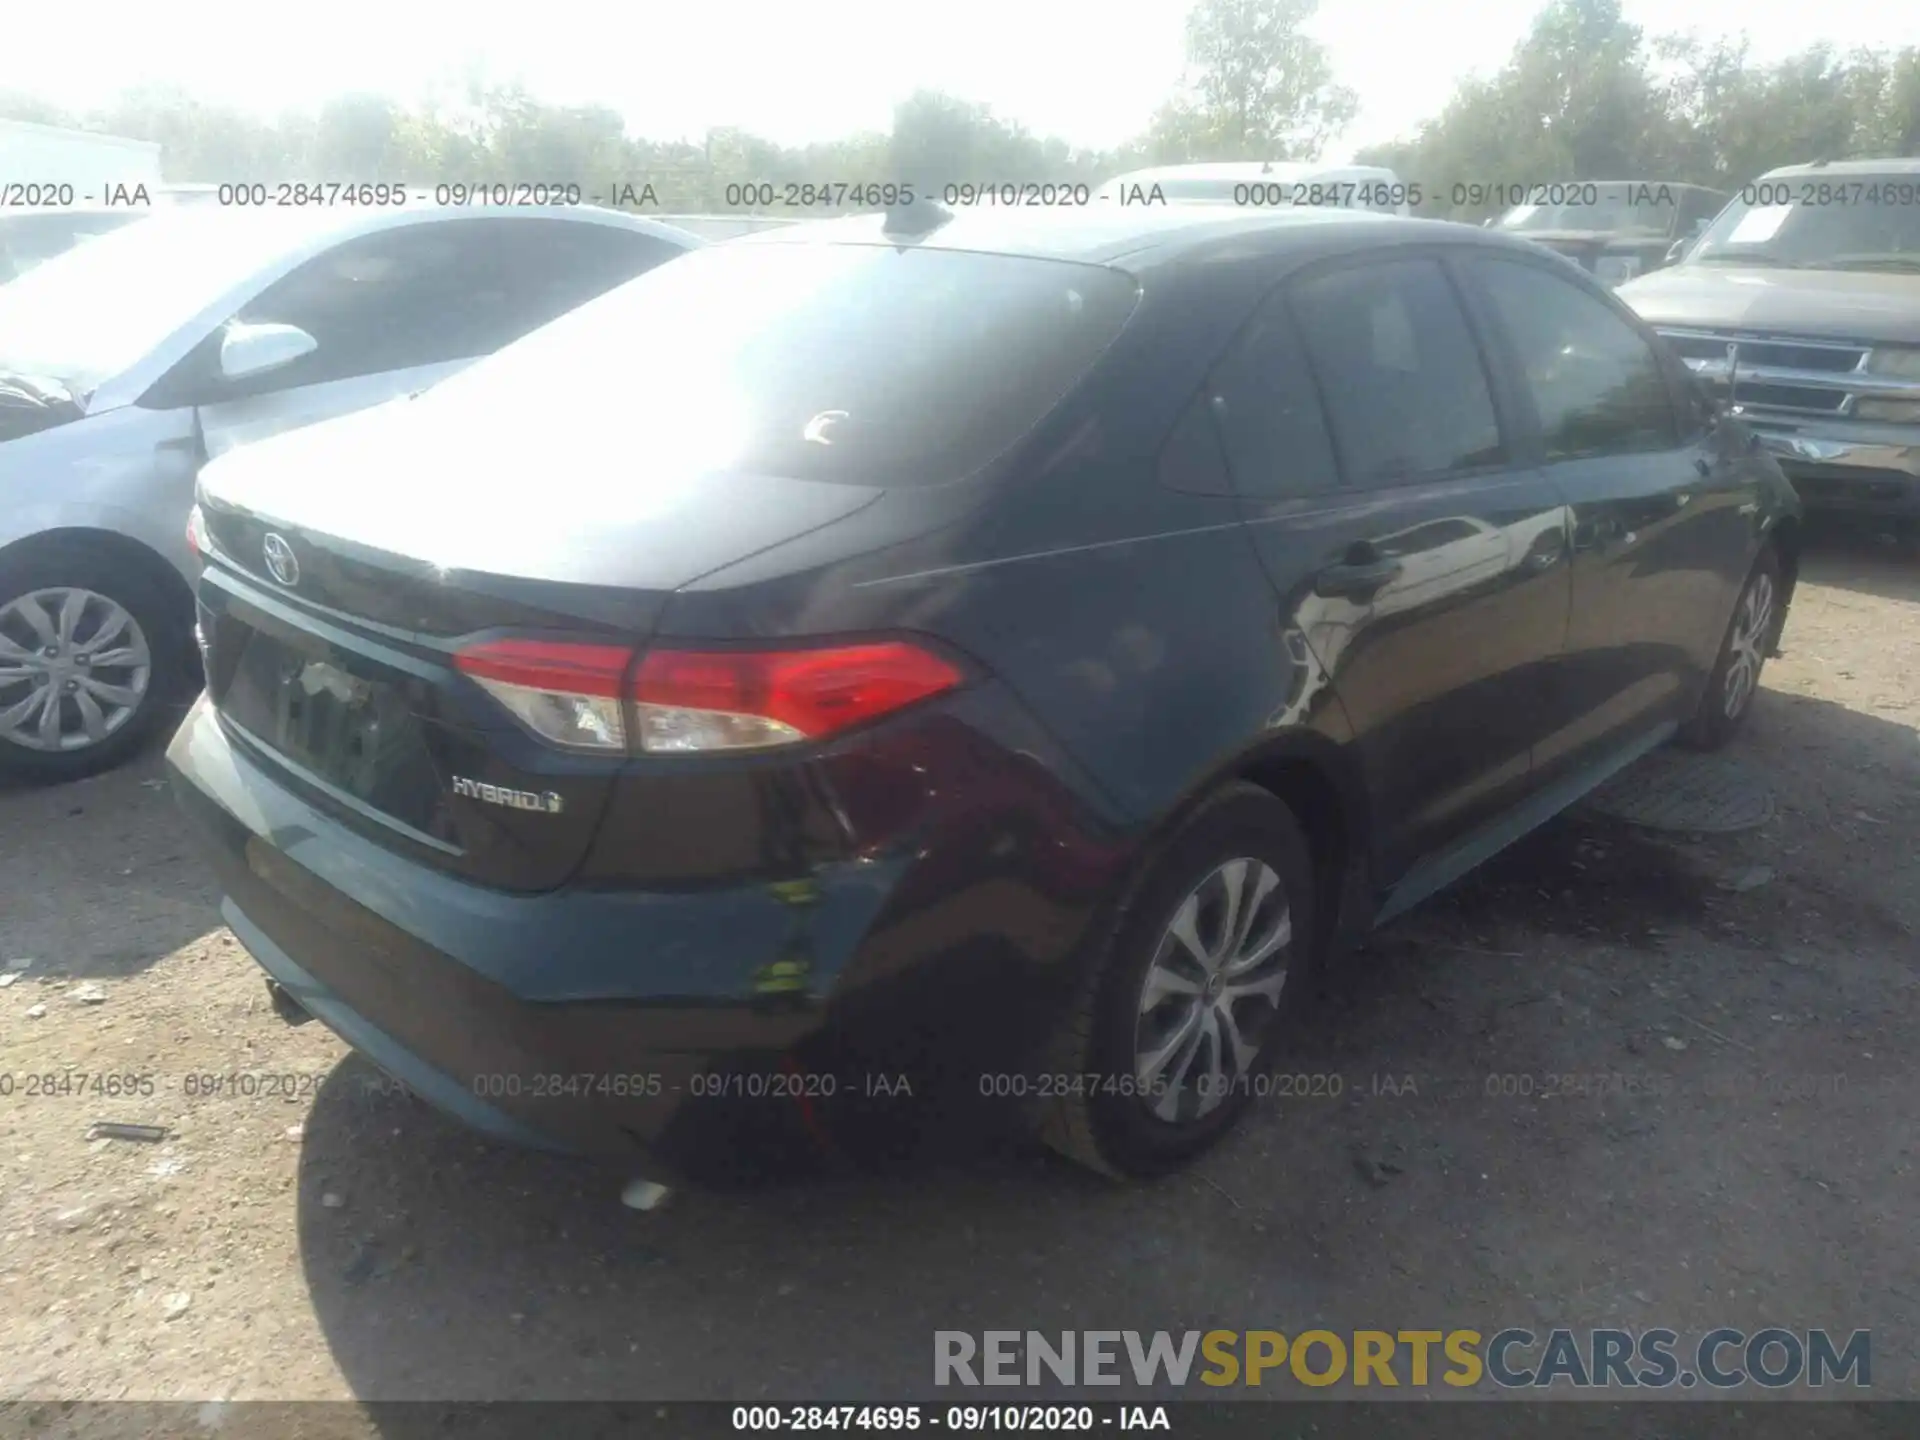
[{"x1": 17, "y1": 0, "x2": 1920, "y2": 163}]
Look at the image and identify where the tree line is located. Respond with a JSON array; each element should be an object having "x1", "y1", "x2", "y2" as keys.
[{"x1": 5, "y1": 0, "x2": 1917, "y2": 219}]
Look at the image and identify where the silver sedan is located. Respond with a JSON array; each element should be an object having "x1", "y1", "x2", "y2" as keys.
[{"x1": 0, "y1": 201, "x2": 699, "y2": 780}]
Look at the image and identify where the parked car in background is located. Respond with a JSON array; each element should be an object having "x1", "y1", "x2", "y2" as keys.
[
  {"x1": 168, "y1": 200, "x2": 1798, "y2": 1186},
  {"x1": 0, "y1": 205, "x2": 150, "y2": 285},
  {"x1": 1097, "y1": 161, "x2": 1414, "y2": 216},
  {"x1": 0, "y1": 117, "x2": 161, "y2": 196},
  {"x1": 0, "y1": 203, "x2": 700, "y2": 780},
  {"x1": 1492, "y1": 181, "x2": 1729, "y2": 286},
  {"x1": 1617, "y1": 158, "x2": 1920, "y2": 546}
]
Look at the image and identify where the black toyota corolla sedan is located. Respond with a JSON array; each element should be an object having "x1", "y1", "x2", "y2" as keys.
[{"x1": 167, "y1": 199, "x2": 1801, "y2": 1180}]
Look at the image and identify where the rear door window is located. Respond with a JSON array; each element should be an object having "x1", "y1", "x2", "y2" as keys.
[{"x1": 1288, "y1": 257, "x2": 1506, "y2": 488}]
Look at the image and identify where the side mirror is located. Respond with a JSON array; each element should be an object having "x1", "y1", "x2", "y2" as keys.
[
  {"x1": 1664, "y1": 237, "x2": 1689, "y2": 266},
  {"x1": 218, "y1": 321, "x2": 317, "y2": 383}
]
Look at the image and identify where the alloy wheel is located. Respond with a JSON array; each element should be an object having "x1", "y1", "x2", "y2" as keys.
[
  {"x1": 1133, "y1": 857, "x2": 1292, "y2": 1125},
  {"x1": 0, "y1": 588, "x2": 153, "y2": 753},
  {"x1": 1721, "y1": 571, "x2": 1774, "y2": 720}
]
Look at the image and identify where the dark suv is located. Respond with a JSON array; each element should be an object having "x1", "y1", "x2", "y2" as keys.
[
  {"x1": 1492, "y1": 181, "x2": 1730, "y2": 287},
  {"x1": 167, "y1": 201, "x2": 1800, "y2": 1181}
]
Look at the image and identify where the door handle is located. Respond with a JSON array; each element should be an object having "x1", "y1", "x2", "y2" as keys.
[{"x1": 1313, "y1": 556, "x2": 1403, "y2": 599}]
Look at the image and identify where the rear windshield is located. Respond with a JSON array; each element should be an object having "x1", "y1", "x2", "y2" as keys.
[{"x1": 414, "y1": 239, "x2": 1141, "y2": 488}]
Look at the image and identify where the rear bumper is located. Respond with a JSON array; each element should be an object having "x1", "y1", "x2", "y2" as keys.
[
  {"x1": 168, "y1": 694, "x2": 901, "y2": 1167},
  {"x1": 166, "y1": 693, "x2": 1123, "y2": 1167}
]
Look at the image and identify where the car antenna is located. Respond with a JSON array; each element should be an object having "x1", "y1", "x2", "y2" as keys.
[{"x1": 882, "y1": 192, "x2": 954, "y2": 240}]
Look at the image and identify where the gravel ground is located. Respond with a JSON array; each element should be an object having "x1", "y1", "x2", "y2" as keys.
[{"x1": 1, "y1": 529, "x2": 1916, "y2": 1408}]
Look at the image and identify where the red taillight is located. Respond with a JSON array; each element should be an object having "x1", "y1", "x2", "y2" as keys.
[
  {"x1": 455, "y1": 638, "x2": 634, "y2": 751},
  {"x1": 455, "y1": 639, "x2": 632, "y2": 696},
  {"x1": 630, "y1": 642, "x2": 964, "y2": 753},
  {"x1": 454, "y1": 637, "x2": 962, "y2": 755}
]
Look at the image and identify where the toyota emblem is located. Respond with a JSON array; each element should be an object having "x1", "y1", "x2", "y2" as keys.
[{"x1": 262, "y1": 532, "x2": 300, "y2": 587}]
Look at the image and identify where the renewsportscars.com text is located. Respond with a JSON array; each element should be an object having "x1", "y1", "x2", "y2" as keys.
[{"x1": 934, "y1": 1328, "x2": 1870, "y2": 1390}]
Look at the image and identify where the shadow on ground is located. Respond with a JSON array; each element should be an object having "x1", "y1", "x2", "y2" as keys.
[
  {"x1": 1793, "y1": 515, "x2": 1920, "y2": 606},
  {"x1": 286, "y1": 707, "x2": 1919, "y2": 1406},
  {"x1": 0, "y1": 711, "x2": 220, "y2": 976}
]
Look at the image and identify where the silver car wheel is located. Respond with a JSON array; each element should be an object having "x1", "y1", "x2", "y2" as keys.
[
  {"x1": 1133, "y1": 857, "x2": 1292, "y2": 1125},
  {"x1": 0, "y1": 588, "x2": 153, "y2": 752},
  {"x1": 1721, "y1": 571, "x2": 1775, "y2": 720}
]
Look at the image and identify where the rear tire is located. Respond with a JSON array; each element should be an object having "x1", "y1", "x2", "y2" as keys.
[
  {"x1": 1035, "y1": 783, "x2": 1318, "y2": 1179},
  {"x1": 1679, "y1": 543, "x2": 1782, "y2": 752},
  {"x1": 0, "y1": 543, "x2": 192, "y2": 784}
]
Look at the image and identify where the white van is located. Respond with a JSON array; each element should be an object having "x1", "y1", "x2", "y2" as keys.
[{"x1": 1095, "y1": 161, "x2": 1414, "y2": 217}]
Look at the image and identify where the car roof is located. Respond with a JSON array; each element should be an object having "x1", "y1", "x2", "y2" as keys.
[
  {"x1": 1759, "y1": 157, "x2": 1920, "y2": 179},
  {"x1": 1103, "y1": 161, "x2": 1397, "y2": 185},
  {"x1": 1559, "y1": 180, "x2": 1727, "y2": 194},
  {"x1": 188, "y1": 200, "x2": 703, "y2": 250},
  {"x1": 59, "y1": 202, "x2": 703, "y2": 285},
  {"x1": 735, "y1": 204, "x2": 1505, "y2": 269}
]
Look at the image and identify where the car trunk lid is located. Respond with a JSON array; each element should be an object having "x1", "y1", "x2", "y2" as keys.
[{"x1": 195, "y1": 397, "x2": 882, "y2": 893}]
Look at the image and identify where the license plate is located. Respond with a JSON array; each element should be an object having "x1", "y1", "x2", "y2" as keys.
[
  {"x1": 275, "y1": 656, "x2": 387, "y2": 788},
  {"x1": 218, "y1": 627, "x2": 441, "y2": 830}
]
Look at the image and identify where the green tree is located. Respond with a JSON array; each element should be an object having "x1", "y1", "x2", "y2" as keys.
[
  {"x1": 1877, "y1": 48, "x2": 1920, "y2": 154},
  {"x1": 308, "y1": 94, "x2": 421, "y2": 180},
  {"x1": 7, "y1": 11, "x2": 1918, "y2": 215},
  {"x1": 888, "y1": 90, "x2": 1096, "y2": 191},
  {"x1": 0, "y1": 91, "x2": 74, "y2": 126},
  {"x1": 1355, "y1": 0, "x2": 1676, "y2": 218},
  {"x1": 1146, "y1": 0, "x2": 1357, "y2": 162},
  {"x1": 1359, "y1": 4, "x2": 1918, "y2": 219}
]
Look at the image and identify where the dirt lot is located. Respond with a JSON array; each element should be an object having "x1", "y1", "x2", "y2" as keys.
[{"x1": 1, "y1": 529, "x2": 1916, "y2": 1409}]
